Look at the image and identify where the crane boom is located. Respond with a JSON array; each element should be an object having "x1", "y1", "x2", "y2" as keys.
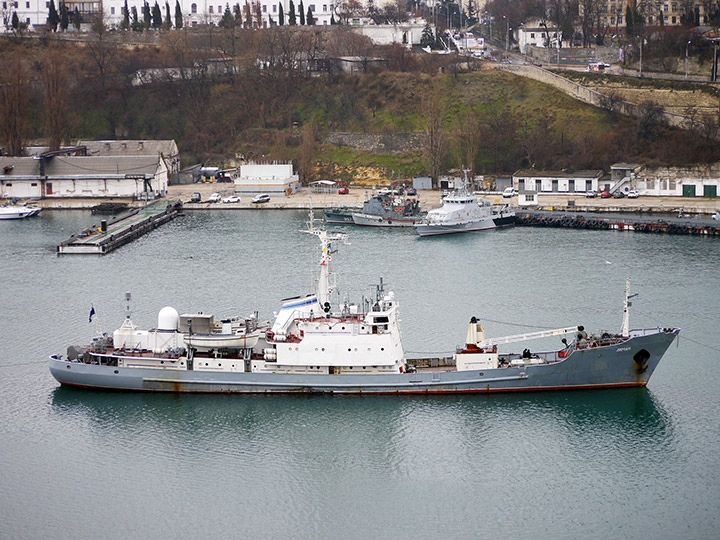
[{"x1": 478, "y1": 326, "x2": 579, "y2": 347}]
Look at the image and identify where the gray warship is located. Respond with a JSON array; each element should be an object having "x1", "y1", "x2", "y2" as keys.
[{"x1": 50, "y1": 213, "x2": 678, "y2": 394}]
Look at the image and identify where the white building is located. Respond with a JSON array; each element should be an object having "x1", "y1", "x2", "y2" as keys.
[
  {"x1": 2, "y1": 0, "x2": 400, "y2": 32},
  {"x1": 77, "y1": 139, "x2": 181, "y2": 176},
  {"x1": 234, "y1": 161, "x2": 300, "y2": 194},
  {"x1": 512, "y1": 170, "x2": 604, "y2": 194},
  {"x1": 516, "y1": 18, "x2": 562, "y2": 53},
  {"x1": 0, "y1": 154, "x2": 168, "y2": 198}
]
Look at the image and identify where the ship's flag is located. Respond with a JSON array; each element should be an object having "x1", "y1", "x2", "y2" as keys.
[{"x1": 89, "y1": 305, "x2": 95, "y2": 323}]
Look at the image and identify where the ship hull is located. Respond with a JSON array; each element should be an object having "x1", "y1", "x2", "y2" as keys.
[
  {"x1": 49, "y1": 329, "x2": 678, "y2": 394},
  {"x1": 0, "y1": 206, "x2": 41, "y2": 220},
  {"x1": 415, "y1": 214, "x2": 516, "y2": 236},
  {"x1": 352, "y1": 213, "x2": 422, "y2": 227},
  {"x1": 323, "y1": 211, "x2": 354, "y2": 224}
]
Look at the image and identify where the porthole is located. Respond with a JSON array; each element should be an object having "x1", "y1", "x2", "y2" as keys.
[
  {"x1": 354, "y1": 348, "x2": 358, "y2": 352},
  {"x1": 66, "y1": 365, "x2": 71, "y2": 369},
  {"x1": 342, "y1": 326, "x2": 346, "y2": 330},
  {"x1": 381, "y1": 347, "x2": 384, "y2": 351},
  {"x1": 348, "y1": 348, "x2": 352, "y2": 352},
  {"x1": 232, "y1": 364, "x2": 236, "y2": 368},
  {"x1": 160, "y1": 361, "x2": 164, "y2": 364},
  {"x1": 114, "y1": 370, "x2": 119, "y2": 374},
  {"x1": 205, "y1": 362, "x2": 209, "y2": 366},
  {"x1": 321, "y1": 348, "x2": 325, "y2": 352}
]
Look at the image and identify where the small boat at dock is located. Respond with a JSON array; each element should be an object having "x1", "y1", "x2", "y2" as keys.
[{"x1": 0, "y1": 204, "x2": 41, "y2": 220}]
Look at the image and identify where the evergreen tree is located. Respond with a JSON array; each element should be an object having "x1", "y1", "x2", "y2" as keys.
[
  {"x1": 299, "y1": 1, "x2": 305, "y2": 24},
  {"x1": 122, "y1": 0, "x2": 130, "y2": 29},
  {"x1": 330, "y1": 13, "x2": 335, "y2": 25},
  {"x1": 60, "y1": 2, "x2": 69, "y2": 31},
  {"x1": 152, "y1": 1, "x2": 162, "y2": 28},
  {"x1": 143, "y1": 2, "x2": 151, "y2": 29},
  {"x1": 48, "y1": 0, "x2": 60, "y2": 31},
  {"x1": 131, "y1": 5, "x2": 138, "y2": 24},
  {"x1": 289, "y1": 0, "x2": 296, "y2": 25},
  {"x1": 164, "y1": 2, "x2": 172, "y2": 29},
  {"x1": 11, "y1": 11, "x2": 19, "y2": 30},
  {"x1": 174, "y1": 0, "x2": 183, "y2": 28},
  {"x1": 220, "y1": 5, "x2": 233, "y2": 27},
  {"x1": 278, "y1": 3, "x2": 284, "y2": 25},
  {"x1": 306, "y1": 6, "x2": 314, "y2": 25},
  {"x1": 420, "y1": 21, "x2": 434, "y2": 48},
  {"x1": 625, "y1": 6, "x2": 633, "y2": 35},
  {"x1": 233, "y1": 3, "x2": 242, "y2": 26},
  {"x1": 73, "y1": 7, "x2": 80, "y2": 30}
]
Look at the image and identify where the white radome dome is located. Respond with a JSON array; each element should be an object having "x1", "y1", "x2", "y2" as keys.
[{"x1": 158, "y1": 306, "x2": 179, "y2": 331}]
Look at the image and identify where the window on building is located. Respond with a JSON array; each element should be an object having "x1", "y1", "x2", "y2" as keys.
[
  {"x1": 672, "y1": 3, "x2": 677, "y2": 11},
  {"x1": 273, "y1": 4, "x2": 276, "y2": 11},
  {"x1": 310, "y1": 4, "x2": 315, "y2": 10},
  {"x1": 218, "y1": 5, "x2": 221, "y2": 12},
  {"x1": 323, "y1": 3, "x2": 327, "y2": 11},
  {"x1": 26, "y1": 1, "x2": 29, "y2": 7},
  {"x1": 672, "y1": 16, "x2": 676, "y2": 23},
  {"x1": 46, "y1": 1, "x2": 48, "y2": 6},
  {"x1": 191, "y1": 3, "x2": 197, "y2": 13},
  {"x1": 664, "y1": 4, "x2": 668, "y2": 11},
  {"x1": 209, "y1": 6, "x2": 213, "y2": 13},
  {"x1": 110, "y1": 6, "x2": 115, "y2": 14},
  {"x1": 611, "y1": 16, "x2": 615, "y2": 25},
  {"x1": 262, "y1": 4, "x2": 266, "y2": 11}
]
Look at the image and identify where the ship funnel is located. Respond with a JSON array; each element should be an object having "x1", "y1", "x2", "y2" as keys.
[{"x1": 466, "y1": 317, "x2": 485, "y2": 345}]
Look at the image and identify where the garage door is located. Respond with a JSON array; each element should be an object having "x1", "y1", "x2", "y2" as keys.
[
  {"x1": 703, "y1": 185, "x2": 717, "y2": 198},
  {"x1": 682, "y1": 185, "x2": 696, "y2": 197}
]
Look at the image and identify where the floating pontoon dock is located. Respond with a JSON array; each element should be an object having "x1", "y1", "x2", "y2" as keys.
[{"x1": 57, "y1": 200, "x2": 182, "y2": 255}]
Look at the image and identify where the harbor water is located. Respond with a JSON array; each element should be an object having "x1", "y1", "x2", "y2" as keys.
[{"x1": 1, "y1": 209, "x2": 718, "y2": 539}]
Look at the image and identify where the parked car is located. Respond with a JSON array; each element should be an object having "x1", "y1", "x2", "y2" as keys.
[
  {"x1": 337, "y1": 187, "x2": 349, "y2": 194},
  {"x1": 222, "y1": 195, "x2": 241, "y2": 203},
  {"x1": 502, "y1": 187, "x2": 517, "y2": 198},
  {"x1": 407, "y1": 187, "x2": 417, "y2": 196},
  {"x1": 613, "y1": 191, "x2": 625, "y2": 198},
  {"x1": 627, "y1": 190, "x2": 639, "y2": 199},
  {"x1": 600, "y1": 190, "x2": 612, "y2": 198},
  {"x1": 190, "y1": 192, "x2": 201, "y2": 203},
  {"x1": 251, "y1": 193, "x2": 271, "y2": 204},
  {"x1": 208, "y1": 192, "x2": 221, "y2": 203},
  {"x1": 712, "y1": 212, "x2": 719, "y2": 221},
  {"x1": 586, "y1": 190, "x2": 597, "y2": 198}
]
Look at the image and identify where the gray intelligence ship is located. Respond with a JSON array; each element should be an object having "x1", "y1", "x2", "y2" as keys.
[{"x1": 50, "y1": 213, "x2": 678, "y2": 394}]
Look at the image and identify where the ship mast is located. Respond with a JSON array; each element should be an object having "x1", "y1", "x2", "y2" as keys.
[
  {"x1": 301, "y1": 209, "x2": 348, "y2": 306},
  {"x1": 620, "y1": 278, "x2": 638, "y2": 337}
]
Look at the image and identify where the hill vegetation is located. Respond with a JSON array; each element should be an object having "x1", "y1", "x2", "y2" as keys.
[{"x1": 1, "y1": 28, "x2": 719, "y2": 185}]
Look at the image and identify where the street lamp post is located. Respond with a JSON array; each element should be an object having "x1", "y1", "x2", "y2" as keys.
[{"x1": 685, "y1": 40, "x2": 691, "y2": 80}]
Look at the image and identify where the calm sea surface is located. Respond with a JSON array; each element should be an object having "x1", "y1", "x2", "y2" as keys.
[{"x1": 1, "y1": 209, "x2": 719, "y2": 539}]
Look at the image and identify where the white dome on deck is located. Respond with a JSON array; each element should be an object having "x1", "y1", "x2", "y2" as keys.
[{"x1": 158, "y1": 306, "x2": 179, "y2": 331}]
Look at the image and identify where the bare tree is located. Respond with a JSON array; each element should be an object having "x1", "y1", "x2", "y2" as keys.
[
  {"x1": 419, "y1": 85, "x2": 447, "y2": 188},
  {"x1": 0, "y1": 58, "x2": 30, "y2": 156},
  {"x1": 297, "y1": 120, "x2": 316, "y2": 182},
  {"x1": 42, "y1": 47, "x2": 71, "y2": 151}
]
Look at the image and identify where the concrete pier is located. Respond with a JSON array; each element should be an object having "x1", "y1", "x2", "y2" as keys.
[{"x1": 57, "y1": 200, "x2": 182, "y2": 255}]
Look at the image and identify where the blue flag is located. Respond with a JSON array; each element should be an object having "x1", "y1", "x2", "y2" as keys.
[{"x1": 89, "y1": 306, "x2": 95, "y2": 323}]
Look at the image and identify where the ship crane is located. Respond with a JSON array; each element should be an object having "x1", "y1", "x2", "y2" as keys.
[{"x1": 475, "y1": 325, "x2": 580, "y2": 349}]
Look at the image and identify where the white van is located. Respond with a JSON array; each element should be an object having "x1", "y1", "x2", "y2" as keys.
[{"x1": 502, "y1": 187, "x2": 517, "y2": 198}]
